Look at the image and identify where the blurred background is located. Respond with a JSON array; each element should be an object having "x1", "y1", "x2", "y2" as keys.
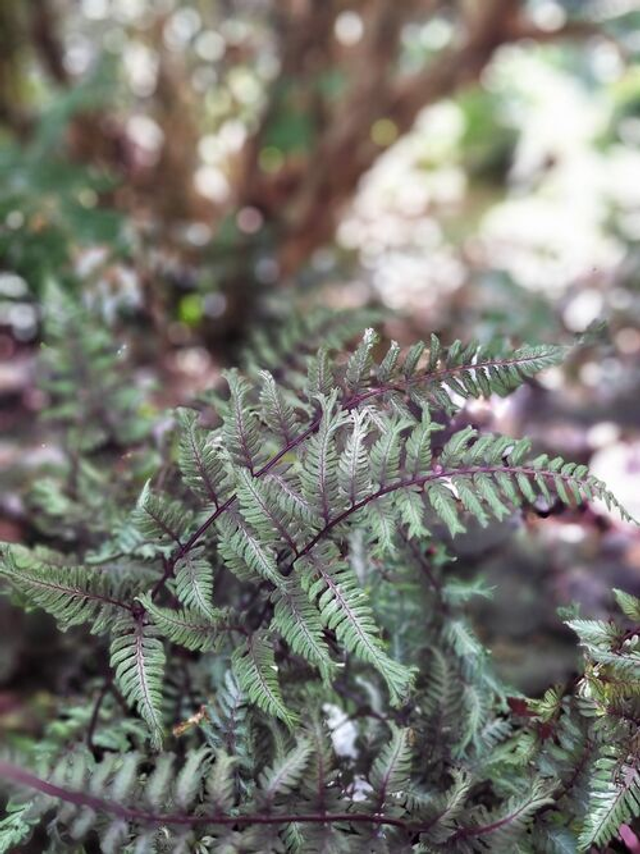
[{"x1": 1, "y1": 0, "x2": 640, "y2": 736}]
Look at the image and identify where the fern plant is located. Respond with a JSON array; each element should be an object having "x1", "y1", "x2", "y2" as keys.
[{"x1": 1, "y1": 320, "x2": 638, "y2": 853}]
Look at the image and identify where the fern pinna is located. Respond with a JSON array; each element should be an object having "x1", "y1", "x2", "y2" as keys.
[{"x1": 1, "y1": 326, "x2": 638, "y2": 852}]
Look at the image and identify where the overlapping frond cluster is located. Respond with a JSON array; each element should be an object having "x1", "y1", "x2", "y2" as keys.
[
  {"x1": 0, "y1": 721, "x2": 560, "y2": 853},
  {"x1": 240, "y1": 305, "x2": 383, "y2": 390},
  {"x1": 1, "y1": 330, "x2": 630, "y2": 743},
  {"x1": 1, "y1": 556, "x2": 639, "y2": 853},
  {"x1": 1, "y1": 326, "x2": 638, "y2": 854},
  {"x1": 565, "y1": 589, "x2": 640, "y2": 850}
]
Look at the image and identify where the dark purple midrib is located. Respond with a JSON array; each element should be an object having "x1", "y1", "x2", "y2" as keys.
[{"x1": 289, "y1": 464, "x2": 586, "y2": 569}]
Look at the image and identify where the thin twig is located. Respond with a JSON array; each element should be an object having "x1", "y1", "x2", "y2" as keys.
[{"x1": 86, "y1": 679, "x2": 111, "y2": 750}]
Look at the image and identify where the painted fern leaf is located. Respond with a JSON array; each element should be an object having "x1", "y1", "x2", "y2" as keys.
[
  {"x1": 205, "y1": 750, "x2": 237, "y2": 813},
  {"x1": 258, "y1": 738, "x2": 313, "y2": 807},
  {"x1": 235, "y1": 468, "x2": 300, "y2": 555},
  {"x1": 138, "y1": 595, "x2": 225, "y2": 652},
  {"x1": 232, "y1": 631, "x2": 297, "y2": 728},
  {"x1": 0, "y1": 545, "x2": 127, "y2": 632},
  {"x1": 217, "y1": 512, "x2": 284, "y2": 588},
  {"x1": 368, "y1": 726, "x2": 413, "y2": 813},
  {"x1": 272, "y1": 580, "x2": 335, "y2": 681},
  {"x1": 176, "y1": 407, "x2": 228, "y2": 507},
  {"x1": 172, "y1": 549, "x2": 217, "y2": 618},
  {"x1": 338, "y1": 410, "x2": 372, "y2": 506},
  {"x1": 345, "y1": 327, "x2": 377, "y2": 393},
  {"x1": 300, "y1": 545, "x2": 414, "y2": 705},
  {"x1": 132, "y1": 481, "x2": 193, "y2": 548},
  {"x1": 109, "y1": 618, "x2": 166, "y2": 747},
  {"x1": 404, "y1": 339, "x2": 567, "y2": 414},
  {"x1": 298, "y1": 392, "x2": 349, "y2": 524},
  {"x1": 579, "y1": 748, "x2": 640, "y2": 850},
  {"x1": 451, "y1": 779, "x2": 555, "y2": 849},
  {"x1": 223, "y1": 369, "x2": 266, "y2": 474},
  {"x1": 259, "y1": 369, "x2": 300, "y2": 446}
]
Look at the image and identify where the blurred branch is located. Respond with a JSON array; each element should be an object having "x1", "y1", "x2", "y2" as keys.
[
  {"x1": 233, "y1": 0, "x2": 619, "y2": 283},
  {"x1": 26, "y1": 0, "x2": 70, "y2": 87},
  {"x1": 507, "y1": 17, "x2": 627, "y2": 60}
]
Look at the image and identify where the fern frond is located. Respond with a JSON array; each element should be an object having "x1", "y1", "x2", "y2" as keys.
[
  {"x1": 578, "y1": 748, "x2": 640, "y2": 850},
  {"x1": 338, "y1": 411, "x2": 372, "y2": 506},
  {"x1": 0, "y1": 804, "x2": 34, "y2": 853},
  {"x1": 613, "y1": 588, "x2": 640, "y2": 621},
  {"x1": 405, "y1": 411, "x2": 440, "y2": 477},
  {"x1": 172, "y1": 549, "x2": 217, "y2": 618},
  {"x1": 272, "y1": 580, "x2": 335, "y2": 680},
  {"x1": 369, "y1": 727, "x2": 413, "y2": 812},
  {"x1": 232, "y1": 632, "x2": 297, "y2": 728},
  {"x1": 566, "y1": 618, "x2": 640, "y2": 672},
  {"x1": 109, "y1": 617, "x2": 165, "y2": 747},
  {"x1": 259, "y1": 370, "x2": 300, "y2": 446},
  {"x1": 451, "y1": 778, "x2": 555, "y2": 848},
  {"x1": 298, "y1": 392, "x2": 349, "y2": 525},
  {"x1": 217, "y1": 512, "x2": 284, "y2": 588},
  {"x1": 306, "y1": 346, "x2": 334, "y2": 398},
  {"x1": 175, "y1": 747, "x2": 211, "y2": 810},
  {"x1": 258, "y1": 738, "x2": 313, "y2": 806},
  {"x1": 144, "y1": 753, "x2": 175, "y2": 810},
  {"x1": 407, "y1": 339, "x2": 567, "y2": 415},
  {"x1": 206, "y1": 750, "x2": 237, "y2": 813},
  {"x1": 235, "y1": 468, "x2": 300, "y2": 555},
  {"x1": 202, "y1": 671, "x2": 250, "y2": 765},
  {"x1": 223, "y1": 369, "x2": 266, "y2": 474},
  {"x1": 369, "y1": 417, "x2": 409, "y2": 488},
  {"x1": 176, "y1": 408, "x2": 228, "y2": 507},
  {"x1": 345, "y1": 327, "x2": 377, "y2": 394},
  {"x1": 132, "y1": 482, "x2": 192, "y2": 548},
  {"x1": 138, "y1": 595, "x2": 225, "y2": 652},
  {"x1": 0, "y1": 545, "x2": 129, "y2": 632},
  {"x1": 300, "y1": 547, "x2": 414, "y2": 705},
  {"x1": 416, "y1": 768, "x2": 473, "y2": 843},
  {"x1": 243, "y1": 305, "x2": 380, "y2": 390}
]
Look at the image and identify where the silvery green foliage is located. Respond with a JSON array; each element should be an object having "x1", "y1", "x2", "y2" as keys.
[
  {"x1": 0, "y1": 587, "x2": 638, "y2": 853},
  {"x1": 1, "y1": 325, "x2": 638, "y2": 853}
]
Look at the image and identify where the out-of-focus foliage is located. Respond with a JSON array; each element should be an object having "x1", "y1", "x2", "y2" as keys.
[{"x1": 0, "y1": 71, "x2": 127, "y2": 298}]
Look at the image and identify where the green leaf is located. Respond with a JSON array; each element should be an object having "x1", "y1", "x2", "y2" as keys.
[
  {"x1": 0, "y1": 545, "x2": 127, "y2": 633},
  {"x1": 131, "y1": 482, "x2": 191, "y2": 548},
  {"x1": 579, "y1": 749, "x2": 640, "y2": 850},
  {"x1": 109, "y1": 618, "x2": 165, "y2": 747},
  {"x1": 272, "y1": 580, "x2": 335, "y2": 681},
  {"x1": 345, "y1": 328, "x2": 378, "y2": 393},
  {"x1": 176, "y1": 408, "x2": 228, "y2": 507},
  {"x1": 138, "y1": 595, "x2": 225, "y2": 652},
  {"x1": 300, "y1": 548, "x2": 414, "y2": 705},
  {"x1": 173, "y1": 549, "x2": 217, "y2": 618},
  {"x1": 232, "y1": 632, "x2": 297, "y2": 728},
  {"x1": 259, "y1": 370, "x2": 300, "y2": 445},
  {"x1": 258, "y1": 738, "x2": 313, "y2": 805}
]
